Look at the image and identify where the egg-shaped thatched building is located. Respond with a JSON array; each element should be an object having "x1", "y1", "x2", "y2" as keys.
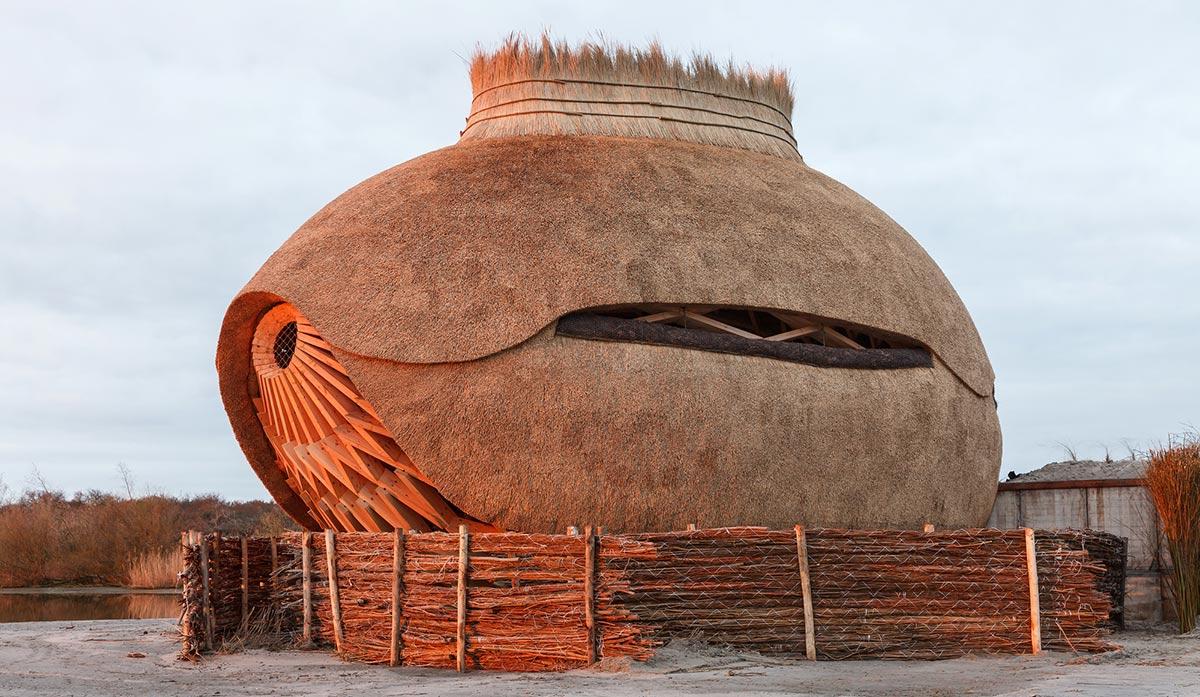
[{"x1": 216, "y1": 36, "x2": 1001, "y2": 534}]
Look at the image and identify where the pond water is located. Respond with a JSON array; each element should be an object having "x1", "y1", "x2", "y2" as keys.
[{"x1": 0, "y1": 589, "x2": 180, "y2": 623}]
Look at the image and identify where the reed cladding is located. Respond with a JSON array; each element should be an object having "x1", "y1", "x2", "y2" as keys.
[
  {"x1": 1145, "y1": 436, "x2": 1200, "y2": 633},
  {"x1": 181, "y1": 527, "x2": 1115, "y2": 668}
]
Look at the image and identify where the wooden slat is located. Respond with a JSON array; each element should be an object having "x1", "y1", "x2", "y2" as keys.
[
  {"x1": 636, "y1": 310, "x2": 684, "y2": 323},
  {"x1": 456, "y1": 524, "x2": 469, "y2": 672},
  {"x1": 584, "y1": 525, "x2": 597, "y2": 664},
  {"x1": 821, "y1": 327, "x2": 864, "y2": 350},
  {"x1": 1025, "y1": 527, "x2": 1042, "y2": 655},
  {"x1": 326, "y1": 530, "x2": 345, "y2": 653},
  {"x1": 200, "y1": 534, "x2": 213, "y2": 651},
  {"x1": 390, "y1": 530, "x2": 404, "y2": 667},
  {"x1": 795, "y1": 525, "x2": 816, "y2": 661},
  {"x1": 240, "y1": 536, "x2": 249, "y2": 624},
  {"x1": 766, "y1": 325, "x2": 820, "y2": 341},
  {"x1": 301, "y1": 531, "x2": 313, "y2": 645},
  {"x1": 683, "y1": 311, "x2": 760, "y2": 339},
  {"x1": 283, "y1": 369, "x2": 337, "y2": 439}
]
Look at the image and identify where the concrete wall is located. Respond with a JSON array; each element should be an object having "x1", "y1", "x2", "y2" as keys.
[{"x1": 987, "y1": 484, "x2": 1164, "y2": 623}]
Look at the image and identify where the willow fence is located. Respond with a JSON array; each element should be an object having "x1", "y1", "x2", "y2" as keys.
[{"x1": 179, "y1": 526, "x2": 1122, "y2": 670}]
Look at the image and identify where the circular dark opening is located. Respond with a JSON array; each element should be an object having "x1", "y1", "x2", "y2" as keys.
[{"x1": 273, "y1": 321, "x2": 298, "y2": 369}]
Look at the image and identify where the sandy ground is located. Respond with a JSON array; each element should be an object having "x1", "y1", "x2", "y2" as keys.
[{"x1": 0, "y1": 620, "x2": 1197, "y2": 696}]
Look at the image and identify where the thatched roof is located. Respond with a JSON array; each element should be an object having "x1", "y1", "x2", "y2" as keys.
[
  {"x1": 464, "y1": 34, "x2": 798, "y2": 160},
  {"x1": 235, "y1": 135, "x2": 993, "y2": 398},
  {"x1": 217, "y1": 36, "x2": 1001, "y2": 532}
]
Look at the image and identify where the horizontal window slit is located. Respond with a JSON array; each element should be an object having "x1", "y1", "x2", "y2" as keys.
[{"x1": 555, "y1": 306, "x2": 932, "y2": 370}]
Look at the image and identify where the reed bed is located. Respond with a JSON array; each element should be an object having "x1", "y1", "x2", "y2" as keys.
[
  {"x1": 1145, "y1": 436, "x2": 1200, "y2": 633},
  {"x1": 180, "y1": 527, "x2": 1118, "y2": 668},
  {"x1": 127, "y1": 546, "x2": 184, "y2": 589}
]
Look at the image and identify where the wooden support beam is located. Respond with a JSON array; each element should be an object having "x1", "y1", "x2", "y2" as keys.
[
  {"x1": 584, "y1": 525, "x2": 597, "y2": 665},
  {"x1": 636, "y1": 309, "x2": 684, "y2": 323},
  {"x1": 683, "y1": 311, "x2": 760, "y2": 339},
  {"x1": 301, "y1": 532, "x2": 313, "y2": 646},
  {"x1": 1024, "y1": 527, "x2": 1042, "y2": 655},
  {"x1": 326, "y1": 529, "x2": 345, "y2": 654},
  {"x1": 390, "y1": 529, "x2": 405, "y2": 667},
  {"x1": 456, "y1": 524, "x2": 469, "y2": 673},
  {"x1": 794, "y1": 525, "x2": 817, "y2": 661},
  {"x1": 199, "y1": 534, "x2": 213, "y2": 652},
  {"x1": 821, "y1": 327, "x2": 864, "y2": 349},
  {"x1": 766, "y1": 325, "x2": 820, "y2": 341},
  {"x1": 240, "y1": 536, "x2": 249, "y2": 624}
]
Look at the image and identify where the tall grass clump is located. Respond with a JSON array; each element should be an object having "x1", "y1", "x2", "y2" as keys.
[
  {"x1": 1145, "y1": 434, "x2": 1200, "y2": 633},
  {"x1": 127, "y1": 547, "x2": 185, "y2": 589}
]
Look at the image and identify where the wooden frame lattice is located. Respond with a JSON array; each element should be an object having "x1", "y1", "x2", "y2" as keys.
[
  {"x1": 249, "y1": 303, "x2": 497, "y2": 533},
  {"x1": 580, "y1": 303, "x2": 926, "y2": 350},
  {"x1": 588, "y1": 304, "x2": 917, "y2": 350}
]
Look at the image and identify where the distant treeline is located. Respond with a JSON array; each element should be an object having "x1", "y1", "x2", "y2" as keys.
[{"x1": 0, "y1": 487, "x2": 297, "y2": 587}]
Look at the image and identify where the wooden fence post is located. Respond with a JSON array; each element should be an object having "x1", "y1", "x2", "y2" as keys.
[
  {"x1": 456, "y1": 524, "x2": 469, "y2": 672},
  {"x1": 199, "y1": 533, "x2": 213, "y2": 651},
  {"x1": 302, "y1": 531, "x2": 313, "y2": 646},
  {"x1": 390, "y1": 529, "x2": 405, "y2": 667},
  {"x1": 213, "y1": 531, "x2": 221, "y2": 577},
  {"x1": 794, "y1": 525, "x2": 817, "y2": 661},
  {"x1": 326, "y1": 530, "x2": 345, "y2": 655},
  {"x1": 583, "y1": 525, "x2": 597, "y2": 665},
  {"x1": 240, "y1": 536, "x2": 249, "y2": 624},
  {"x1": 1024, "y1": 527, "x2": 1042, "y2": 655}
]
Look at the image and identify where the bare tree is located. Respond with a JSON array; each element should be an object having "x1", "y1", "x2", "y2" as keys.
[
  {"x1": 27, "y1": 464, "x2": 51, "y2": 495},
  {"x1": 118, "y1": 462, "x2": 136, "y2": 499}
]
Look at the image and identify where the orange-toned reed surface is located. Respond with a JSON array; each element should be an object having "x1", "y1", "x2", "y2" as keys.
[{"x1": 181, "y1": 527, "x2": 1118, "y2": 668}]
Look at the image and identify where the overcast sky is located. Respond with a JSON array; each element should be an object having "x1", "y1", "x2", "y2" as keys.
[{"x1": 1, "y1": 1, "x2": 1196, "y2": 500}]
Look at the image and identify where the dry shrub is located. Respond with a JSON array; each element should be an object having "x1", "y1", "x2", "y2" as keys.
[
  {"x1": 0, "y1": 488, "x2": 297, "y2": 587},
  {"x1": 1145, "y1": 435, "x2": 1200, "y2": 633},
  {"x1": 127, "y1": 546, "x2": 184, "y2": 589}
]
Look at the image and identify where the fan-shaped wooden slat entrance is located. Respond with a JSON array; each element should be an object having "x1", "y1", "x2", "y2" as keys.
[{"x1": 250, "y1": 303, "x2": 498, "y2": 533}]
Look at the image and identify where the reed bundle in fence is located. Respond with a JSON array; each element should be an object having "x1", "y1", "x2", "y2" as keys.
[
  {"x1": 1036, "y1": 529, "x2": 1127, "y2": 629},
  {"x1": 180, "y1": 526, "x2": 1118, "y2": 668}
]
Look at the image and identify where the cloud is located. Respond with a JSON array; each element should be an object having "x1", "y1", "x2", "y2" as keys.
[{"x1": 1, "y1": 0, "x2": 1196, "y2": 499}]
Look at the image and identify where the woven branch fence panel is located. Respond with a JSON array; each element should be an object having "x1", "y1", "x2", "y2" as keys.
[{"x1": 180, "y1": 527, "x2": 1121, "y2": 669}]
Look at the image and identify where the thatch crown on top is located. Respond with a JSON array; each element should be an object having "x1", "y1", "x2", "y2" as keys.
[
  {"x1": 470, "y1": 33, "x2": 795, "y2": 113},
  {"x1": 465, "y1": 34, "x2": 799, "y2": 159}
]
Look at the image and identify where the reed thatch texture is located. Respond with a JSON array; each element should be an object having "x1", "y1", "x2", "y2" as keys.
[
  {"x1": 226, "y1": 135, "x2": 994, "y2": 397},
  {"x1": 180, "y1": 527, "x2": 1116, "y2": 667},
  {"x1": 218, "y1": 36, "x2": 1000, "y2": 534},
  {"x1": 465, "y1": 35, "x2": 798, "y2": 160},
  {"x1": 333, "y1": 324, "x2": 999, "y2": 532}
]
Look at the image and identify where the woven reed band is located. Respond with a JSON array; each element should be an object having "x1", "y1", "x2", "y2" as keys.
[{"x1": 462, "y1": 77, "x2": 799, "y2": 159}]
